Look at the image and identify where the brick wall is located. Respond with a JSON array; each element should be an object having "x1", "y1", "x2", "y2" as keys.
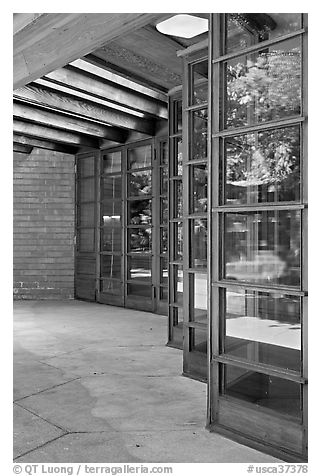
[{"x1": 13, "y1": 148, "x2": 75, "y2": 299}]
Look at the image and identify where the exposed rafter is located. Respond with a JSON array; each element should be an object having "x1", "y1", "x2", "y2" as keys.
[
  {"x1": 13, "y1": 120, "x2": 100, "y2": 149},
  {"x1": 13, "y1": 134, "x2": 78, "y2": 155},
  {"x1": 14, "y1": 83, "x2": 156, "y2": 135},
  {"x1": 13, "y1": 101, "x2": 128, "y2": 143},
  {"x1": 13, "y1": 142, "x2": 33, "y2": 154},
  {"x1": 13, "y1": 13, "x2": 168, "y2": 89},
  {"x1": 79, "y1": 57, "x2": 167, "y2": 102},
  {"x1": 40, "y1": 64, "x2": 168, "y2": 119}
]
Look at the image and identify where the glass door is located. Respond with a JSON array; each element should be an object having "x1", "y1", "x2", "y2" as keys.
[
  {"x1": 181, "y1": 51, "x2": 209, "y2": 380},
  {"x1": 125, "y1": 141, "x2": 154, "y2": 311},
  {"x1": 97, "y1": 138, "x2": 168, "y2": 314},
  {"x1": 75, "y1": 151, "x2": 99, "y2": 301},
  {"x1": 168, "y1": 94, "x2": 184, "y2": 348},
  {"x1": 208, "y1": 13, "x2": 307, "y2": 461},
  {"x1": 98, "y1": 149, "x2": 124, "y2": 306}
]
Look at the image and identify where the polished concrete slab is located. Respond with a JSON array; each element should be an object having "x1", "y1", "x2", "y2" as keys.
[{"x1": 13, "y1": 300, "x2": 282, "y2": 463}]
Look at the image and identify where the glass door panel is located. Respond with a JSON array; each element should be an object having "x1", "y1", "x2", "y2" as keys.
[
  {"x1": 125, "y1": 141, "x2": 154, "y2": 312},
  {"x1": 98, "y1": 149, "x2": 124, "y2": 306},
  {"x1": 208, "y1": 13, "x2": 307, "y2": 461},
  {"x1": 75, "y1": 152, "x2": 99, "y2": 301},
  {"x1": 97, "y1": 139, "x2": 168, "y2": 314}
]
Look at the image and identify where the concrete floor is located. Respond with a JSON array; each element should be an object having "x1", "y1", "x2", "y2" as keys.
[{"x1": 13, "y1": 299, "x2": 282, "y2": 463}]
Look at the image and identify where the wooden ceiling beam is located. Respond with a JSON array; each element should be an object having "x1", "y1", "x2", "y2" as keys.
[
  {"x1": 13, "y1": 120, "x2": 100, "y2": 149},
  {"x1": 13, "y1": 101, "x2": 128, "y2": 143},
  {"x1": 13, "y1": 142, "x2": 33, "y2": 154},
  {"x1": 13, "y1": 13, "x2": 167, "y2": 89},
  {"x1": 14, "y1": 83, "x2": 155, "y2": 135},
  {"x1": 13, "y1": 133, "x2": 78, "y2": 155},
  {"x1": 40, "y1": 65, "x2": 168, "y2": 119},
  {"x1": 78, "y1": 57, "x2": 167, "y2": 102}
]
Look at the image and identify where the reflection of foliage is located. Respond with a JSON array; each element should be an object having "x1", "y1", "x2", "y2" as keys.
[
  {"x1": 129, "y1": 171, "x2": 152, "y2": 196},
  {"x1": 225, "y1": 48, "x2": 301, "y2": 201},
  {"x1": 192, "y1": 110, "x2": 207, "y2": 160},
  {"x1": 193, "y1": 166, "x2": 207, "y2": 212},
  {"x1": 226, "y1": 127, "x2": 300, "y2": 202},
  {"x1": 194, "y1": 219, "x2": 207, "y2": 263},
  {"x1": 226, "y1": 49, "x2": 301, "y2": 127},
  {"x1": 130, "y1": 228, "x2": 151, "y2": 252},
  {"x1": 130, "y1": 199, "x2": 151, "y2": 225}
]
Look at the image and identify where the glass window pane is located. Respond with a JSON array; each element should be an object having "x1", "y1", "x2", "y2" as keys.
[
  {"x1": 224, "y1": 210, "x2": 301, "y2": 287},
  {"x1": 189, "y1": 328, "x2": 207, "y2": 354},
  {"x1": 103, "y1": 151, "x2": 122, "y2": 174},
  {"x1": 128, "y1": 227, "x2": 152, "y2": 253},
  {"x1": 128, "y1": 170, "x2": 152, "y2": 197},
  {"x1": 101, "y1": 255, "x2": 121, "y2": 279},
  {"x1": 191, "y1": 60, "x2": 208, "y2": 105},
  {"x1": 225, "y1": 13, "x2": 302, "y2": 54},
  {"x1": 225, "y1": 38, "x2": 301, "y2": 129},
  {"x1": 223, "y1": 288, "x2": 301, "y2": 371},
  {"x1": 224, "y1": 126, "x2": 300, "y2": 204},
  {"x1": 101, "y1": 279, "x2": 123, "y2": 295},
  {"x1": 173, "y1": 137, "x2": 183, "y2": 176},
  {"x1": 103, "y1": 176, "x2": 122, "y2": 200},
  {"x1": 190, "y1": 219, "x2": 207, "y2": 268},
  {"x1": 160, "y1": 167, "x2": 168, "y2": 195},
  {"x1": 190, "y1": 273, "x2": 207, "y2": 324},
  {"x1": 129, "y1": 199, "x2": 152, "y2": 225},
  {"x1": 172, "y1": 100, "x2": 182, "y2": 134},
  {"x1": 79, "y1": 228, "x2": 95, "y2": 252},
  {"x1": 160, "y1": 199, "x2": 168, "y2": 224},
  {"x1": 160, "y1": 141, "x2": 168, "y2": 165},
  {"x1": 173, "y1": 180, "x2": 183, "y2": 218},
  {"x1": 79, "y1": 178, "x2": 95, "y2": 202},
  {"x1": 128, "y1": 255, "x2": 152, "y2": 282},
  {"x1": 160, "y1": 227, "x2": 168, "y2": 253},
  {"x1": 102, "y1": 222, "x2": 121, "y2": 252},
  {"x1": 172, "y1": 306, "x2": 183, "y2": 327},
  {"x1": 127, "y1": 283, "x2": 151, "y2": 298},
  {"x1": 191, "y1": 109, "x2": 207, "y2": 160},
  {"x1": 190, "y1": 163, "x2": 207, "y2": 213},
  {"x1": 160, "y1": 257, "x2": 168, "y2": 284},
  {"x1": 128, "y1": 145, "x2": 152, "y2": 169},
  {"x1": 79, "y1": 155, "x2": 95, "y2": 177},
  {"x1": 173, "y1": 222, "x2": 183, "y2": 261},
  {"x1": 221, "y1": 364, "x2": 302, "y2": 420},
  {"x1": 102, "y1": 200, "x2": 121, "y2": 220},
  {"x1": 76, "y1": 258, "x2": 96, "y2": 275},
  {"x1": 79, "y1": 203, "x2": 95, "y2": 227},
  {"x1": 172, "y1": 265, "x2": 183, "y2": 305},
  {"x1": 160, "y1": 287, "x2": 168, "y2": 302}
]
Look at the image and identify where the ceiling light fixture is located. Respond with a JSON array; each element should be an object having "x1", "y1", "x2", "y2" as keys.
[{"x1": 156, "y1": 14, "x2": 208, "y2": 39}]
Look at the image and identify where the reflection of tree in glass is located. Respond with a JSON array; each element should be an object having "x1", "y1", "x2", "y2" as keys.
[
  {"x1": 226, "y1": 126, "x2": 300, "y2": 202},
  {"x1": 129, "y1": 199, "x2": 151, "y2": 225},
  {"x1": 130, "y1": 228, "x2": 151, "y2": 252},
  {"x1": 226, "y1": 48, "x2": 301, "y2": 127},
  {"x1": 192, "y1": 110, "x2": 207, "y2": 160},
  {"x1": 193, "y1": 166, "x2": 207, "y2": 211},
  {"x1": 129, "y1": 171, "x2": 152, "y2": 196}
]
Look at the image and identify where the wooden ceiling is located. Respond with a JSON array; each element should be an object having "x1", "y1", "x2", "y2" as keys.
[{"x1": 13, "y1": 13, "x2": 209, "y2": 155}]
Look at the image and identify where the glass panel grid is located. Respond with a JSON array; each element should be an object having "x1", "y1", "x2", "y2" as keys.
[
  {"x1": 221, "y1": 287, "x2": 301, "y2": 372},
  {"x1": 220, "y1": 363, "x2": 302, "y2": 420},
  {"x1": 190, "y1": 109, "x2": 208, "y2": 160},
  {"x1": 225, "y1": 14, "x2": 303, "y2": 55},
  {"x1": 224, "y1": 37, "x2": 302, "y2": 129},
  {"x1": 128, "y1": 145, "x2": 152, "y2": 169},
  {"x1": 222, "y1": 209, "x2": 301, "y2": 287},
  {"x1": 223, "y1": 126, "x2": 301, "y2": 205}
]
